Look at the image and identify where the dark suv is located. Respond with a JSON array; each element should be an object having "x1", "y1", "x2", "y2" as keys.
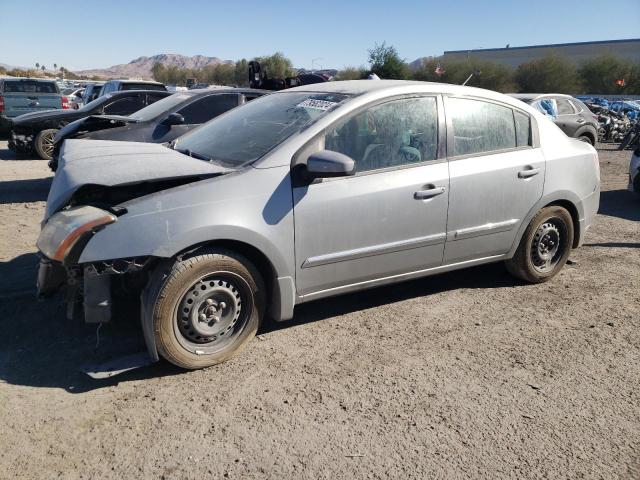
[
  {"x1": 510, "y1": 94, "x2": 598, "y2": 145},
  {"x1": 99, "y1": 80, "x2": 167, "y2": 98}
]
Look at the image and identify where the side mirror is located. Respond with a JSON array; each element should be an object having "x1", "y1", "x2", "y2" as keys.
[
  {"x1": 162, "y1": 112, "x2": 185, "y2": 126},
  {"x1": 305, "y1": 150, "x2": 356, "y2": 180}
]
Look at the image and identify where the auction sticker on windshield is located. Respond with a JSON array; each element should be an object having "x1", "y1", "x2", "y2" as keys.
[{"x1": 296, "y1": 99, "x2": 338, "y2": 111}]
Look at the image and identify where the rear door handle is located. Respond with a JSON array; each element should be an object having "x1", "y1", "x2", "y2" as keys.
[
  {"x1": 414, "y1": 186, "x2": 446, "y2": 199},
  {"x1": 518, "y1": 168, "x2": 541, "y2": 179}
]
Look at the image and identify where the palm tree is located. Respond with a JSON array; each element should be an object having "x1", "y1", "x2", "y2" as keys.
[
  {"x1": 35, "y1": 62, "x2": 39, "y2": 69},
  {"x1": 53, "y1": 63, "x2": 57, "y2": 70},
  {"x1": 41, "y1": 65, "x2": 46, "y2": 72},
  {"x1": 59, "y1": 66, "x2": 65, "y2": 79}
]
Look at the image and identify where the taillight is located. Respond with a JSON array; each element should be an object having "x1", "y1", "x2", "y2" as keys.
[
  {"x1": 61, "y1": 96, "x2": 69, "y2": 110},
  {"x1": 0, "y1": 95, "x2": 4, "y2": 114}
]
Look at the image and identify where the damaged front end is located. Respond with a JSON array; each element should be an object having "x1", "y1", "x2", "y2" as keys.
[
  {"x1": 35, "y1": 205, "x2": 138, "y2": 322},
  {"x1": 9, "y1": 127, "x2": 35, "y2": 154},
  {"x1": 37, "y1": 139, "x2": 232, "y2": 362}
]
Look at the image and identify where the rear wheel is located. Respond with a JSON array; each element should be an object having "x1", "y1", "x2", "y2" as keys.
[
  {"x1": 505, "y1": 206, "x2": 574, "y2": 283},
  {"x1": 578, "y1": 134, "x2": 593, "y2": 145},
  {"x1": 149, "y1": 250, "x2": 265, "y2": 369},
  {"x1": 34, "y1": 129, "x2": 58, "y2": 160}
]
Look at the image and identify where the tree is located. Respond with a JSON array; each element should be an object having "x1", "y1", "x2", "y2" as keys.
[
  {"x1": 53, "y1": 63, "x2": 57, "y2": 71},
  {"x1": 253, "y1": 52, "x2": 296, "y2": 79},
  {"x1": 151, "y1": 62, "x2": 167, "y2": 83},
  {"x1": 578, "y1": 55, "x2": 635, "y2": 95},
  {"x1": 367, "y1": 42, "x2": 408, "y2": 79},
  {"x1": 35, "y1": 62, "x2": 39, "y2": 69},
  {"x1": 335, "y1": 66, "x2": 367, "y2": 81},
  {"x1": 515, "y1": 55, "x2": 578, "y2": 93},
  {"x1": 412, "y1": 58, "x2": 516, "y2": 92},
  {"x1": 234, "y1": 59, "x2": 249, "y2": 86},
  {"x1": 41, "y1": 65, "x2": 46, "y2": 72}
]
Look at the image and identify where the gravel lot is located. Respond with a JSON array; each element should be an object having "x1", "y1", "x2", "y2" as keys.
[{"x1": 0, "y1": 139, "x2": 638, "y2": 480}]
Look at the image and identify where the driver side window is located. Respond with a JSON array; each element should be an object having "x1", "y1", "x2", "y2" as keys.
[{"x1": 324, "y1": 97, "x2": 438, "y2": 172}]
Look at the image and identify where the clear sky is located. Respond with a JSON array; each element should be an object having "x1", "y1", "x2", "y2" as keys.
[{"x1": 1, "y1": 0, "x2": 639, "y2": 71}]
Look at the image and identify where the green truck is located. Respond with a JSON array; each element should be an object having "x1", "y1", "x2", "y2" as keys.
[{"x1": 0, "y1": 78, "x2": 67, "y2": 130}]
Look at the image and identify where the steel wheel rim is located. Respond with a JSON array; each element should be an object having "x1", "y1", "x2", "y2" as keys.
[
  {"x1": 173, "y1": 271, "x2": 253, "y2": 354},
  {"x1": 41, "y1": 131, "x2": 56, "y2": 157},
  {"x1": 530, "y1": 220, "x2": 563, "y2": 273}
]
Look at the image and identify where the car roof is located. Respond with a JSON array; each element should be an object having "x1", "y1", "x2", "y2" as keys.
[
  {"x1": 103, "y1": 89, "x2": 172, "y2": 98},
  {"x1": 186, "y1": 87, "x2": 270, "y2": 95},
  {"x1": 108, "y1": 79, "x2": 164, "y2": 85},
  {"x1": 285, "y1": 80, "x2": 536, "y2": 110},
  {"x1": 1, "y1": 77, "x2": 57, "y2": 82},
  {"x1": 509, "y1": 93, "x2": 575, "y2": 101}
]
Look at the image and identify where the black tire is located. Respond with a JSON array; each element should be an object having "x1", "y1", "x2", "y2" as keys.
[
  {"x1": 618, "y1": 131, "x2": 635, "y2": 151},
  {"x1": 578, "y1": 134, "x2": 593, "y2": 145},
  {"x1": 148, "y1": 249, "x2": 265, "y2": 369},
  {"x1": 505, "y1": 206, "x2": 574, "y2": 284},
  {"x1": 34, "y1": 128, "x2": 58, "y2": 160}
]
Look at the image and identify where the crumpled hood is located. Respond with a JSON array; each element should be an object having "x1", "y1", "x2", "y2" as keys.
[
  {"x1": 45, "y1": 139, "x2": 231, "y2": 219},
  {"x1": 12, "y1": 108, "x2": 82, "y2": 126}
]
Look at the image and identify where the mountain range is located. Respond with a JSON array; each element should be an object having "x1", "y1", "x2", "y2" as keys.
[{"x1": 74, "y1": 54, "x2": 234, "y2": 79}]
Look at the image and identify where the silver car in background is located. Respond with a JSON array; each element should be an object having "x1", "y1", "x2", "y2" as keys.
[{"x1": 37, "y1": 80, "x2": 600, "y2": 369}]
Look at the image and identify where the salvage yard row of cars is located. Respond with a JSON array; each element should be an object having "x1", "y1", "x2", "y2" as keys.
[{"x1": 4, "y1": 75, "x2": 606, "y2": 371}]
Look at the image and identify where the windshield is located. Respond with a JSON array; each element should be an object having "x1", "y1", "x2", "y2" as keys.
[
  {"x1": 131, "y1": 92, "x2": 194, "y2": 121},
  {"x1": 173, "y1": 92, "x2": 350, "y2": 167}
]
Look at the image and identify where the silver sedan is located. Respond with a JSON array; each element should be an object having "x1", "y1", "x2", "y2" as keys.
[{"x1": 38, "y1": 80, "x2": 600, "y2": 369}]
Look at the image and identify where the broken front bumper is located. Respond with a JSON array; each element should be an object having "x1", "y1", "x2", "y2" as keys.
[
  {"x1": 36, "y1": 256, "x2": 67, "y2": 298},
  {"x1": 9, "y1": 131, "x2": 34, "y2": 154}
]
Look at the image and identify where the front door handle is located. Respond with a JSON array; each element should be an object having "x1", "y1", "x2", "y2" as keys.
[
  {"x1": 518, "y1": 168, "x2": 541, "y2": 179},
  {"x1": 414, "y1": 186, "x2": 446, "y2": 200},
  {"x1": 576, "y1": 117, "x2": 585, "y2": 124}
]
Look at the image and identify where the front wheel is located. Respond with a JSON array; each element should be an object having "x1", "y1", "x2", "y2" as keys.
[
  {"x1": 148, "y1": 250, "x2": 265, "y2": 369},
  {"x1": 618, "y1": 131, "x2": 635, "y2": 150},
  {"x1": 505, "y1": 206, "x2": 574, "y2": 283},
  {"x1": 34, "y1": 128, "x2": 58, "y2": 160}
]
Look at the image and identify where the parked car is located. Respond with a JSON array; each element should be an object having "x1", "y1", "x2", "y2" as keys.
[
  {"x1": 0, "y1": 78, "x2": 67, "y2": 130},
  {"x1": 510, "y1": 94, "x2": 598, "y2": 145},
  {"x1": 629, "y1": 147, "x2": 640, "y2": 195},
  {"x1": 61, "y1": 87, "x2": 85, "y2": 109},
  {"x1": 82, "y1": 82, "x2": 105, "y2": 104},
  {"x1": 9, "y1": 90, "x2": 171, "y2": 159},
  {"x1": 36, "y1": 80, "x2": 600, "y2": 370},
  {"x1": 98, "y1": 79, "x2": 167, "y2": 98},
  {"x1": 49, "y1": 88, "x2": 269, "y2": 169}
]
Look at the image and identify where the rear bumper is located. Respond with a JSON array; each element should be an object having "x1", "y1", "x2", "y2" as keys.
[{"x1": 577, "y1": 188, "x2": 600, "y2": 247}]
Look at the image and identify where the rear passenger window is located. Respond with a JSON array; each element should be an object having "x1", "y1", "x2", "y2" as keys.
[
  {"x1": 325, "y1": 97, "x2": 438, "y2": 172},
  {"x1": 514, "y1": 110, "x2": 531, "y2": 147},
  {"x1": 448, "y1": 98, "x2": 516, "y2": 156},
  {"x1": 177, "y1": 94, "x2": 238, "y2": 124},
  {"x1": 556, "y1": 99, "x2": 575, "y2": 115}
]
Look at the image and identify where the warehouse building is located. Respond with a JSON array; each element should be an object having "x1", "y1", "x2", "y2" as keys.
[{"x1": 441, "y1": 39, "x2": 640, "y2": 67}]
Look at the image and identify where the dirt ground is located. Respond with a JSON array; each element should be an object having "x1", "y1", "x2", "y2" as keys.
[{"x1": 0, "y1": 139, "x2": 638, "y2": 480}]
